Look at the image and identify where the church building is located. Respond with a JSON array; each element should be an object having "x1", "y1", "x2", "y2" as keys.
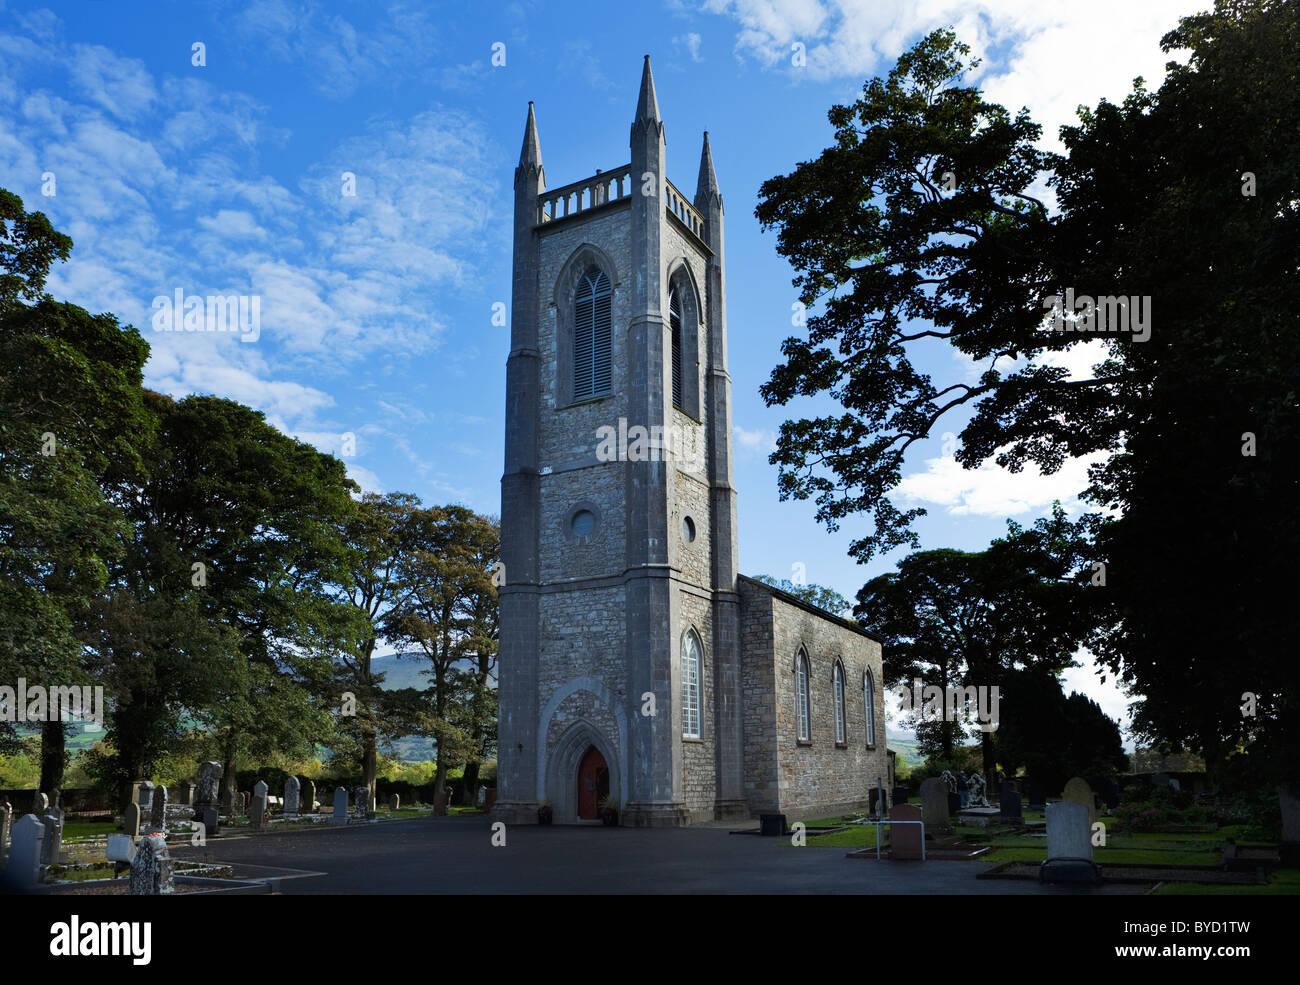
[{"x1": 493, "y1": 58, "x2": 891, "y2": 826}]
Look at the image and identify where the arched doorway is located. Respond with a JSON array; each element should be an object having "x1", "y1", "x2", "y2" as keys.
[{"x1": 577, "y1": 745, "x2": 609, "y2": 820}]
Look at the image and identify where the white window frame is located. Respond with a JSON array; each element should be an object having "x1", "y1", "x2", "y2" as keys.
[
  {"x1": 796, "y1": 651, "x2": 811, "y2": 741},
  {"x1": 833, "y1": 662, "x2": 846, "y2": 744},
  {"x1": 682, "y1": 630, "x2": 701, "y2": 738}
]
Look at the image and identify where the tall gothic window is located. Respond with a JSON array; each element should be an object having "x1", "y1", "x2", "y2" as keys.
[
  {"x1": 670, "y1": 285, "x2": 683, "y2": 409},
  {"x1": 574, "y1": 267, "x2": 612, "y2": 400},
  {"x1": 796, "y1": 651, "x2": 811, "y2": 741},
  {"x1": 681, "y1": 630, "x2": 701, "y2": 738},
  {"x1": 833, "y1": 662, "x2": 846, "y2": 744},
  {"x1": 864, "y1": 670, "x2": 875, "y2": 747}
]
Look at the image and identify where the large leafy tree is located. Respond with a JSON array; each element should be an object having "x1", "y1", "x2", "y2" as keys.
[
  {"x1": 388, "y1": 505, "x2": 499, "y2": 802},
  {"x1": 758, "y1": 3, "x2": 1299, "y2": 786},
  {"x1": 0, "y1": 190, "x2": 149, "y2": 785},
  {"x1": 856, "y1": 505, "x2": 1095, "y2": 781}
]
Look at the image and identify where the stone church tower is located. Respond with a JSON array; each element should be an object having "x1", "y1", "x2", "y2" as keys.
[
  {"x1": 493, "y1": 57, "x2": 748, "y2": 826},
  {"x1": 493, "y1": 58, "x2": 890, "y2": 827}
]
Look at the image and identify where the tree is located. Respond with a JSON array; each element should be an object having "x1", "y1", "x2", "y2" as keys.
[
  {"x1": 750, "y1": 574, "x2": 850, "y2": 616},
  {"x1": 0, "y1": 190, "x2": 149, "y2": 785},
  {"x1": 755, "y1": 3, "x2": 1300, "y2": 789},
  {"x1": 388, "y1": 505, "x2": 499, "y2": 803},
  {"x1": 997, "y1": 669, "x2": 1128, "y2": 793},
  {"x1": 855, "y1": 505, "x2": 1095, "y2": 781}
]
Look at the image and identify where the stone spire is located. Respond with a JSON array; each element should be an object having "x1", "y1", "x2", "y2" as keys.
[
  {"x1": 518, "y1": 101, "x2": 543, "y2": 177},
  {"x1": 633, "y1": 55, "x2": 662, "y2": 132},
  {"x1": 694, "y1": 131, "x2": 721, "y2": 211}
]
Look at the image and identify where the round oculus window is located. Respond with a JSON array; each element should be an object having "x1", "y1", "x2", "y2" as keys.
[
  {"x1": 682, "y1": 516, "x2": 696, "y2": 542},
  {"x1": 571, "y1": 509, "x2": 596, "y2": 537}
]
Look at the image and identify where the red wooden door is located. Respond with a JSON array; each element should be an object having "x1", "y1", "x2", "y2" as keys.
[{"x1": 577, "y1": 746, "x2": 608, "y2": 819}]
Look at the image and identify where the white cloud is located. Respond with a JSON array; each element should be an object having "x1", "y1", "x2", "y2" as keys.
[
  {"x1": 733, "y1": 424, "x2": 778, "y2": 454},
  {"x1": 675, "y1": 32, "x2": 705, "y2": 62},
  {"x1": 705, "y1": 0, "x2": 1192, "y2": 150},
  {"x1": 896, "y1": 447, "x2": 1102, "y2": 517}
]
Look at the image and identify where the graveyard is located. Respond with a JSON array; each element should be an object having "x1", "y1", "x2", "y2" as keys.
[{"x1": 2, "y1": 765, "x2": 1295, "y2": 895}]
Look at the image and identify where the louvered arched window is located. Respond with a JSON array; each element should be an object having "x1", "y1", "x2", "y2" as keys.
[
  {"x1": 574, "y1": 267, "x2": 612, "y2": 400},
  {"x1": 670, "y1": 286, "x2": 683, "y2": 409}
]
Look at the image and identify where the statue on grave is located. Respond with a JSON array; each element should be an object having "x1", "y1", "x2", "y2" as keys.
[
  {"x1": 940, "y1": 770, "x2": 957, "y2": 793},
  {"x1": 968, "y1": 771, "x2": 989, "y2": 807}
]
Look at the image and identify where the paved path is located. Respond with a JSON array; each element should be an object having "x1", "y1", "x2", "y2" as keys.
[{"x1": 170, "y1": 815, "x2": 1147, "y2": 894}]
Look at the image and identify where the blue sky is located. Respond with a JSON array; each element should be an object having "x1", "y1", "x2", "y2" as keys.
[{"x1": 0, "y1": 0, "x2": 1200, "y2": 738}]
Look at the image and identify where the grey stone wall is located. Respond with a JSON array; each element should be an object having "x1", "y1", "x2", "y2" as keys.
[{"x1": 739, "y1": 578, "x2": 888, "y2": 820}]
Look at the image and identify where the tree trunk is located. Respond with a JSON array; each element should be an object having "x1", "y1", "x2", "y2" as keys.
[
  {"x1": 462, "y1": 760, "x2": 480, "y2": 806},
  {"x1": 222, "y1": 736, "x2": 239, "y2": 810},
  {"x1": 39, "y1": 720, "x2": 67, "y2": 793},
  {"x1": 980, "y1": 729, "x2": 997, "y2": 797},
  {"x1": 361, "y1": 636, "x2": 377, "y2": 803}
]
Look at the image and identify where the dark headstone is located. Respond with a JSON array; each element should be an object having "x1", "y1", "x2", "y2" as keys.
[
  {"x1": 947, "y1": 791, "x2": 962, "y2": 817},
  {"x1": 999, "y1": 781, "x2": 1022, "y2": 822},
  {"x1": 759, "y1": 813, "x2": 786, "y2": 836},
  {"x1": 195, "y1": 761, "x2": 222, "y2": 807},
  {"x1": 888, "y1": 803, "x2": 924, "y2": 860}
]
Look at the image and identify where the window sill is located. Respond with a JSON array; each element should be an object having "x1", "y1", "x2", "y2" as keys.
[
  {"x1": 682, "y1": 736, "x2": 704, "y2": 744},
  {"x1": 835, "y1": 742, "x2": 847, "y2": 749},
  {"x1": 796, "y1": 738, "x2": 812, "y2": 747}
]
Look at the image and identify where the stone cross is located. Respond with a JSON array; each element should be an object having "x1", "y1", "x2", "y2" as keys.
[
  {"x1": 129, "y1": 833, "x2": 175, "y2": 895},
  {"x1": 148, "y1": 785, "x2": 168, "y2": 834},
  {"x1": 283, "y1": 776, "x2": 301, "y2": 817},
  {"x1": 9, "y1": 814, "x2": 45, "y2": 886},
  {"x1": 332, "y1": 787, "x2": 349, "y2": 824},
  {"x1": 195, "y1": 761, "x2": 222, "y2": 807},
  {"x1": 353, "y1": 786, "x2": 369, "y2": 819}
]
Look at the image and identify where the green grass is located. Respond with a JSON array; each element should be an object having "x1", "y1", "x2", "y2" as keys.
[
  {"x1": 1155, "y1": 869, "x2": 1300, "y2": 895},
  {"x1": 62, "y1": 821, "x2": 120, "y2": 841},
  {"x1": 805, "y1": 825, "x2": 883, "y2": 849}
]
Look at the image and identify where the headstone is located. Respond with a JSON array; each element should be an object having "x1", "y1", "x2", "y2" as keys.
[
  {"x1": 241, "y1": 791, "x2": 251, "y2": 813},
  {"x1": 1042, "y1": 801, "x2": 1099, "y2": 883},
  {"x1": 8, "y1": 814, "x2": 45, "y2": 886},
  {"x1": 148, "y1": 785, "x2": 168, "y2": 833},
  {"x1": 888, "y1": 803, "x2": 924, "y2": 860},
  {"x1": 1152, "y1": 772, "x2": 1171, "y2": 787},
  {"x1": 49, "y1": 788, "x2": 61, "y2": 812},
  {"x1": 302, "y1": 779, "x2": 316, "y2": 814},
  {"x1": 200, "y1": 806, "x2": 219, "y2": 838},
  {"x1": 134, "y1": 780, "x2": 154, "y2": 813},
  {"x1": 1279, "y1": 786, "x2": 1300, "y2": 866},
  {"x1": 220, "y1": 787, "x2": 237, "y2": 817},
  {"x1": 106, "y1": 833, "x2": 136, "y2": 864},
  {"x1": 39, "y1": 808, "x2": 63, "y2": 865},
  {"x1": 353, "y1": 786, "x2": 369, "y2": 819},
  {"x1": 284, "y1": 776, "x2": 301, "y2": 817},
  {"x1": 388, "y1": 793, "x2": 400, "y2": 811},
  {"x1": 476, "y1": 786, "x2": 486, "y2": 808},
  {"x1": 128, "y1": 833, "x2": 174, "y2": 895},
  {"x1": 1062, "y1": 776, "x2": 1096, "y2": 824},
  {"x1": 946, "y1": 791, "x2": 961, "y2": 817},
  {"x1": 332, "y1": 787, "x2": 349, "y2": 824},
  {"x1": 251, "y1": 780, "x2": 269, "y2": 827},
  {"x1": 919, "y1": 777, "x2": 950, "y2": 830},
  {"x1": 1026, "y1": 781, "x2": 1046, "y2": 810},
  {"x1": 33, "y1": 791, "x2": 49, "y2": 815},
  {"x1": 999, "y1": 780, "x2": 1023, "y2": 822},
  {"x1": 195, "y1": 762, "x2": 222, "y2": 806},
  {"x1": 124, "y1": 802, "x2": 142, "y2": 840},
  {"x1": 0, "y1": 799, "x2": 11, "y2": 852},
  {"x1": 175, "y1": 781, "x2": 193, "y2": 806}
]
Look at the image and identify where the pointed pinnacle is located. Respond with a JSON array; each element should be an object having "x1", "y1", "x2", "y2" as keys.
[
  {"x1": 695, "y1": 131, "x2": 720, "y2": 206},
  {"x1": 519, "y1": 101, "x2": 542, "y2": 168},
  {"x1": 634, "y1": 55, "x2": 661, "y2": 126}
]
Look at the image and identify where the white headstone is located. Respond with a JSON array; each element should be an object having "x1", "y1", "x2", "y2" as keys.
[
  {"x1": 1046, "y1": 801, "x2": 1093, "y2": 862},
  {"x1": 106, "y1": 833, "x2": 137, "y2": 863},
  {"x1": 9, "y1": 814, "x2": 45, "y2": 885},
  {"x1": 332, "y1": 787, "x2": 349, "y2": 824},
  {"x1": 284, "y1": 776, "x2": 301, "y2": 816}
]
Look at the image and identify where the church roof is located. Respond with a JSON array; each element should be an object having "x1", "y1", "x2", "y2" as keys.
[{"x1": 738, "y1": 574, "x2": 883, "y2": 643}]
